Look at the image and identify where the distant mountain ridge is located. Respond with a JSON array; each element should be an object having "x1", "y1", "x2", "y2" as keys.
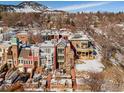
[{"x1": 0, "y1": 1, "x2": 48, "y2": 12}]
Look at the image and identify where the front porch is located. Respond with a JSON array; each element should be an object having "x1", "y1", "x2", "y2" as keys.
[{"x1": 77, "y1": 49, "x2": 95, "y2": 60}]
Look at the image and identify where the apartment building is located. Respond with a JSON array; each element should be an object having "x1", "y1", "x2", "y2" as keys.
[{"x1": 38, "y1": 40, "x2": 55, "y2": 70}]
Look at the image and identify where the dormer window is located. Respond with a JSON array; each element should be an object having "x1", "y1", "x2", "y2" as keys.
[{"x1": 76, "y1": 44, "x2": 79, "y2": 48}]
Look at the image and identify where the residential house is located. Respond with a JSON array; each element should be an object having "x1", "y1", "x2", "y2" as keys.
[
  {"x1": 18, "y1": 45, "x2": 40, "y2": 73},
  {"x1": 55, "y1": 38, "x2": 74, "y2": 73},
  {"x1": 0, "y1": 36, "x2": 40, "y2": 73},
  {"x1": 69, "y1": 33, "x2": 95, "y2": 60}
]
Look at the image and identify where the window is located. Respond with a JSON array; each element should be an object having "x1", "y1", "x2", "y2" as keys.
[
  {"x1": 89, "y1": 51, "x2": 92, "y2": 57},
  {"x1": 89, "y1": 51, "x2": 92, "y2": 55},
  {"x1": 52, "y1": 57, "x2": 53, "y2": 63},
  {"x1": 58, "y1": 56, "x2": 64, "y2": 60},
  {"x1": 77, "y1": 52, "x2": 81, "y2": 55},
  {"x1": 26, "y1": 61, "x2": 27, "y2": 64},
  {"x1": 81, "y1": 42, "x2": 88, "y2": 49},
  {"x1": 15, "y1": 61, "x2": 16, "y2": 64},
  {"x1": 41, "y1": 59, "x2": 46, "y2": 65},
  {"x1": 76, "y1": 44, "x2": 79, "y2": 48},
  {"x1": 47, "y1": 49, "x2": 51, "y2": 53},
  {"x1": 24, "y1": 61, "x2": 25, "y2": 64},
  {"x1": 19, "y1": 60, "x2": 20, "y2": 63},
  {"x1": 30, "y1": 61, "x2": 32, "y2": 64},
  {"x1": 21, "y1": 60, "x2": 23, "y2": 64},
  {"x1": 45, "y1": 48, "x2": 51, "y2": 53},
  {"x1": 86, "y1": 52, "x2": 88, "y2": 56},
  {"x1": 0, "y1": 48, "x2": 2, "y2": 52},
  {"x1": 34, "y1": 61, "x2": 37, "y2": 66},
  {"x1": 59, "y1": 62, "x2": 64, "y2": 65},
  {"x1": 9, "y1": 61, "x2": 12, "y2": 63},
  {"x1": 0, "y1": 57, "x2": 2, "y2": 61},
  {"x1": 82, "y1": 52, "x2": 86, "y2": 56},
  {"x1": 58, "y1": 49, "x2": 64, "y2": 54}
]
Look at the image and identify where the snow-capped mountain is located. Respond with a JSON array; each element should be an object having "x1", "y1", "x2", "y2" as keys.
[{"x1": 0, "y1": 1, "x2": 48, "y2": 13}]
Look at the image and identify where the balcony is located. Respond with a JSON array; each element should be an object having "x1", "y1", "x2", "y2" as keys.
[
  {"x1": 77, "y1": 48, "x2": 93, "y2": 52},
  {"x1": 58, "y1": 54, "x2": 64, "y2": 56},
  {"x1": 58, "y1": 59, "x2": 64, "y2": 63}
]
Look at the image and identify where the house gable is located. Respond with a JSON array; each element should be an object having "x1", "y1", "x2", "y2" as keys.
[{"x1": 57, "y1": 41, "x2": 66, "y2": 48}]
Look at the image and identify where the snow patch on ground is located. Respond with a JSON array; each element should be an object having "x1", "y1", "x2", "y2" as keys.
[
  {"x1": 110, "y1": 58, "x2": 119, "y2": 65},
  {"x1": 76, "y1": 54, "x2": 104, "y2": 72},
  {"x1": 116, "y1": 23, "x2": 124, "y2": 27},
  {"x1": 94, "y1": 28, "x2": 103, "y2": 35},
  {"x1": 110, "y1": 51, "x2": 124, "y2": 65},
  {"x1": 94, "y1": 28, "x2": 107, "y2": 37},
  {"x1": 116, "y1": 52, "x2": 123, "y2": 62}
]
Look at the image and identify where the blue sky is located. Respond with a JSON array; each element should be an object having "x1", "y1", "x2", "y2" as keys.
[{"x1": 0, "y1": 1, "x2": 124, "y2": 12}]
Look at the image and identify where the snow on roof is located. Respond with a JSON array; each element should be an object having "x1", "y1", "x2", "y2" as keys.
[
  {"x1": 3, "y1": 31, "x2": 16, "y2": 36},
  {"x1": 60, "y1": 31, "x2": 72, "y2": 36},
  {"x1": 57, "y1": 38, "x2": 68, "y2": 47},
  {"x1": 48, "y1": 31, "x2": 59, "y2": 35},
  {"x1": 31, "y1": 45, "x2": 39, "y2": 50},
  {"x1": 75, "y1": 54, "x2": 104, "y2": 73},
  {"x1": 69, "y1": 33, "x2": 89, "y2": 41},
  {"x1": 42, "y1": 80, "x2": 46, "y2": 85},
  {"x1": 33, "y1": 73, "x2": 41, "y2": 78},
  {"x1": 41, "y1": 30, "x2": 60, "y2": 36},
  {"x1": 17, "y1": 31, "x2": 28, "y2": 35},
  {"x1": 51, "y1": 79, "x2": 72, "y2": 85},
  {"x1": 39, "y1": 40, "x2": 55, "y2": 47},
  {"x1": 41, "y1": 30, "x2": 72, "y2": 36},
  {"x1": 0, "y1": 41, "x2": 11, "y2": 48}
]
